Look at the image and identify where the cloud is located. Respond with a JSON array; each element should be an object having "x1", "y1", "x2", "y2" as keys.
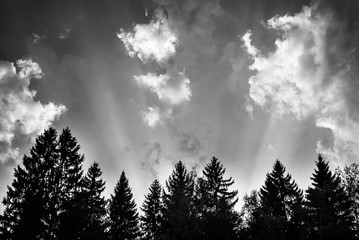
[
  {"x1": 141, "y1": 142, "x2": 162, "y2": 179},
  {"x1": 242, "y1": 3, "x2": 359, "y2": 163},
  {"x1": 241, "y1": 31, "x2": 259, "y2": 57},
  {"x1": 243, "y1": 96, "x2": 254, "y2": 119},
  {"x1": 117, "y1": 10, "x2": 178, "y2": 66},
  {"x1": 0, "y1": 59, "x2": 66, "y2": 164},
  {"x1": 134, "y1": 70, "x2": 191, "y2": 105},
  {"x1": 118, "y1": 8, "x2": 193, "y2": 128},
  {"x1": 140, "y1": 106, "x2": 163, "y2": 128}
]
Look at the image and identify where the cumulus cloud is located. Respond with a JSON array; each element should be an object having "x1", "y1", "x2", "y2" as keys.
[
  {"x1": 140, "y1": 106, "x2": 163, "y2": 128},
  {"x1": 0, "y1": 59, "x2": 66, "y2": 164},
  {"x1": 118, "y1": 8, "x2": 193, "y2": 127},
  {"x1": 135, "y1": 70, "x2": 191, "y2": 105},
  {"x1": 242, "y1": 3, "x2": 359, "y2": 163},
  {"x1": 117, "y1": 10, "x2": 178, "y2": 65}
]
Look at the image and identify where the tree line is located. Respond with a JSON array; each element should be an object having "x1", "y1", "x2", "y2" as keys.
[{"x1": 0, "y1": 127, "x2": 358, "y2": 240}]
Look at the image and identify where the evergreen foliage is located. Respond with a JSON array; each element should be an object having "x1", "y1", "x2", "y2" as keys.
[
  {"x1": 162, "y1": 161, "x2": 199, "y2": 240},
  {"x1": 140, "y1": 179, "x2": 163, "y2": 240},
  {"x1": 1, "y1": 127, "x2": 359, "y2": 240},
  {"x1": 56, "y1": 128, "x2": 85, "y2": 240},
  {"x1": 197, "y1": 157, "x2": 239, "y2": 240},
  {"x1": 79, "y1": 162, "x2": 108, "y2": 240},
  {"x1": 109, "y1": 171, "x2": 140, "y2": 240},
  {"x1": 305, "y1": 154, "x2": 354, "y2": 240},
  {"x1": 259, "y1": 160, "x2": 303, "y2": 239}
]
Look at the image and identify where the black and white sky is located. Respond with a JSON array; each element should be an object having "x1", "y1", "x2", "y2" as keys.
[{"x1": 1, "y1": 0, "x2": 359, "y2": 210}]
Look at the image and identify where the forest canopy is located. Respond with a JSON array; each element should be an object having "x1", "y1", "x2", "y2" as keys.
[{"x1": 0, "y1": 127, "x2": 358, "y2": 240}]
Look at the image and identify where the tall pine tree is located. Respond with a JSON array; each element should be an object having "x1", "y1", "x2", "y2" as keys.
[
  {"x1": 162, "y1": 161, "x2": 199, "y2": 240},
  {"x1": 109, "y1": 171, "x2": 140, "y2": 240},
  {"x1": 0, "y1": 127, "x2": 86, "y2": 240},
  {"x1": 141, "y1": 179, "x2": 163, "y2": 240},
  {"x1": 305, "y1": 154, "x2": 354, "y2": 240},
  {"x1": 79, "y1": 162, "x2": 108, "y2": 240},
  {"x1": 197, "y1": 157, "x2": 239, "y2": 240},
  {"x1": 56, "y1": 128, "x2": 85, "y2": 240},
  {"x1": 0, "y1": 128, "x2": 58, "y2": 240},
  {"x1": 258, "y1": 160, "x2": 303, "y2": 240}
]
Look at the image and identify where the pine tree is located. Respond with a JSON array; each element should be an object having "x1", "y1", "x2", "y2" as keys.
[
  {"x1": 109, "y1": 171, "x2": 140, "y2": 240},
  {"x1": 305, "y1": 154, "x2": 354, "y2": 240},
  {"x1": 0, "y1": 128, "x2": 58, "y2": 240},
  {"x1": 80, "y1": 162, "x2": 108, "y2": 240},
  {"x1": 258, "y1": 159, "x2": 303, "y2": 240},
  {"x1": 141, "y1": 179, "x2": 163, "y2": 240},
  {"x1": 162, "y1": 161, "x2": 199, "y2": 240},
  {"x1": 0, "y1": 127, "x2": 87, "y2": 240},
  {"x1": 56, "y1": 127, "x2": 85, "y2": 240},
  {"x1": 197, "y1": 157, "x2": 239, "y2": 240}
]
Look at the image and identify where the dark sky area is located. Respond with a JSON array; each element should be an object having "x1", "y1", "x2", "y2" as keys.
[{"x1": 0, "y1": 0, "x2": 358, "y2": 211}]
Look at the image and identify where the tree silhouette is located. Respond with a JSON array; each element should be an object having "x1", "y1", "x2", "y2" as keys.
[
  {"x1": 2, "y1": 127, "x2": 358, "y2": 240},
  {"x1": 162, "y1": 161, "x2": 199, "y2": 240},
  {"x1": 79, "y1": 162, "x2": 108, "y2": 240},
  {"x1": 0, "y1": 128, "x2": 58, "y2": 240},
  {"x1": 257, "y1": 160, "x2": 303, "y2": 240},
  {"x1": 197, "y1": 157, "x2": 239, "y2": 240},
  {"x1": 55, "y1": 128, "x2": 85, "y2": 240},
  {"x1": 109, "y1": 171, "x2": 140, "y2": 240},
  {"x1": 238, "y1": 190, "x2": 261, "y2": 239},
  {"x1": 305, "y1": 154, "x2": 354, "y2": 240},
  {"x1": 141, "y1": 179, "x2": 163, "y2": 240},
  {"x1": 336, "y1": 162, "x2": 359, "y2": 236}
]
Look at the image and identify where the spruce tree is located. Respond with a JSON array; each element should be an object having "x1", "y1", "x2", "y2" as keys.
[
  {"x1": 305, "y1": 154, "x2": 354, "y2": 240},
  {"x1": 0, "y1": 128, "x2": 58, "y2": 240},
  {"x1": 56, "y1": 128, "x2": 85, "y2": 240},
  {"x1": 258, "y1": 159, "x2": 303, "y2": 240},
  {"x1": 141, "y1": 179, "x2": 163, "y2": 240},
  {"x1": 80, "y1": 162, "x2": 108, "y2": 240},
  {"x1": 0, "y1": 127, "x2": 86, "y2": 240},
  {"x1": 197, "y1": 157, "x2": 239, "y2": 240},
  {"x1": 162, "y1": 161, "x2": 199, "y2": 240},
  {"x1": 109, "y1": 171, "x2": 140, "y2": 240}
]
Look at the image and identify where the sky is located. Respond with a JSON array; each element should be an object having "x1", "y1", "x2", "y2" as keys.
[{"x1": 1, "y1": 0, "x2": 359, "y2": 212}]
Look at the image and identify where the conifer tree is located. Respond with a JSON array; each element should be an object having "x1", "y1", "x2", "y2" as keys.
[
  {"x1": 162, "y1": 161, "x2": 199, "y2": 240},
  {"x1": 109, "y1": 171, "x2": 140, "y2": 240},
  {"x1": 197, "y1": 157, "x2": 239, "y2": 240},
  {"x1": 56, "y1": 128, "x2": 85, "y2": 240},
  {"x1": 79, "y1": 162, "x2": 108, "y2": 240},
  {"x1": 258, "y1": 160, "x2": 303, "y2": 240},
  {"x1": 305, "y1": 154, "x2": 354, "y2": 240},
  {"x1": 0, "y1": 128, "x2": 58, "y2": 240},
  {"x1": 141, "y1": 179, "x2": 163, "y2": 240},
  {"x1": 0, "y1": 127, "x2": 86, "y2": 240}
]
